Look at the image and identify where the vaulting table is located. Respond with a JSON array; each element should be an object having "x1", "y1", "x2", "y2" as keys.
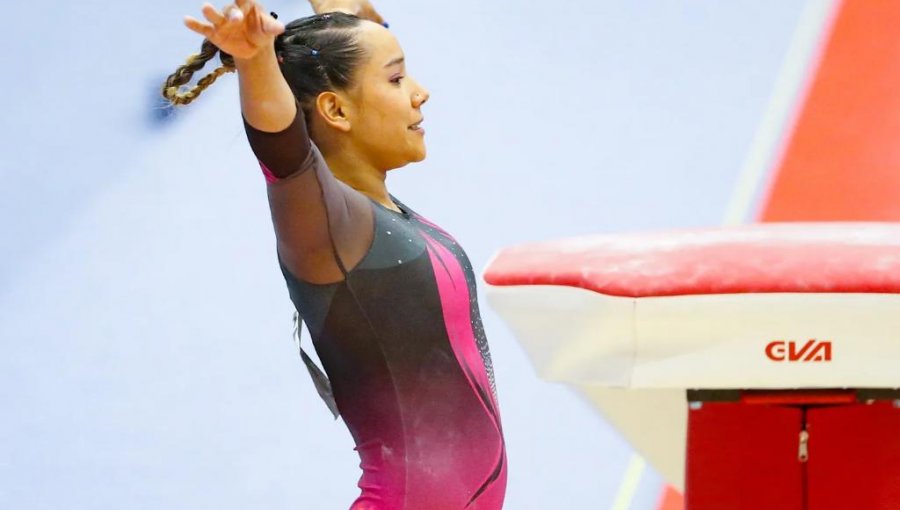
[{"x1": 484, "y1": 222, "x2": 900, "y2": 510}]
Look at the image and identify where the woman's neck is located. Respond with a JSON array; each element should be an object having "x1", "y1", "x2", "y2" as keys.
[
  {"x1": 323, "y1": 147, "x2": 398, "y2": 212},
  {"x1": 309, "y1": 120, "x2": 402, "y2": 213}
]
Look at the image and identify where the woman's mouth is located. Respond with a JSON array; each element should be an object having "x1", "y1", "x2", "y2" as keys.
[{"x1": 408, "y1": 119, "x2": 425, "y2": 134}]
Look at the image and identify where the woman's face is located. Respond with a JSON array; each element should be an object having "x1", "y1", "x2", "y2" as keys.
[{"x1": 343, "y1": 22, "x2": 430, "y2": 170}]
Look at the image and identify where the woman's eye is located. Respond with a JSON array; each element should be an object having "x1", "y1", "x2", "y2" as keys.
[{"x1": 391, "y1": 76, "x2": 405, "y2": 85}]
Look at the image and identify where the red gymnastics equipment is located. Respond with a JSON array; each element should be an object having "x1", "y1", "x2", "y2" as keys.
[{"x1": 484, "y1": 222, "x2": 900, "y2": 510}]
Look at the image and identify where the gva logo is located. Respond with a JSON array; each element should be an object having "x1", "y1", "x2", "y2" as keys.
[{"x1": 766, "y1": 339, "x2": 832, "y2": 362}]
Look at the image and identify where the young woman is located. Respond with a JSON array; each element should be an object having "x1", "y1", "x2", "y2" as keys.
[{"x1": 163, "y1": 1, "x2": 506, "y2": 508}]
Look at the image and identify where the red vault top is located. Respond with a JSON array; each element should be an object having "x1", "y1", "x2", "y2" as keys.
[{"x1": 483, "y1": 223, "x2": 900, "y2": 298}]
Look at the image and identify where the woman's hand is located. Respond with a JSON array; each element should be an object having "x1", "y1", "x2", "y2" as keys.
[
  {"x1": 309, "y1": 0, "x2": 385, "y2": 25},
  {"x1": 184, "y1": 0, "x2": 285, "y2": 61}
]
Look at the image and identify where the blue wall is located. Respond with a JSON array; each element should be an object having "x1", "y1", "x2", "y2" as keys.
[{"x1": 0, "y1": 1, "x2": 807, "y2": 508}]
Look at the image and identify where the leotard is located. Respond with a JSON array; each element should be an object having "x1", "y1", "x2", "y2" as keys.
[{"x1": 244, "y1": 108, "x2": 507, "y2": 509}]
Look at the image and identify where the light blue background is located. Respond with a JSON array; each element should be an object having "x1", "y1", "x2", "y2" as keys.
[{"x1": 1, "y1": 1, "x2": 807, "y2": 508}]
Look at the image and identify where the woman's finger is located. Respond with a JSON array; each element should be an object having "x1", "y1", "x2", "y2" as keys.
[
  {"x1": 360, "y1": 3, "x2": 385, "y2": 25},
  {"x1": 234, "y1": 0, "x2": 252, "y2": 13},
  {"x1": 184, "y1": 16, "x2": 215, "y2": 37},
  {"x1": 245, "y1": 2, "x2": 262, "y2": 35},
  {"x1": 261, "y1": 12, "x2": 285, "y2": 35},
  {"x1": 200, "y1": 3, "x2": 226, "y2": 26},
  {"x1": 224, "y1": 5, "x2": 244, "y2": 22}
]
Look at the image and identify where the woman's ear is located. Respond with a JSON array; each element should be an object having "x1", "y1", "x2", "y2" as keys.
[{"x1": 314, "y1": 91, "x2": 352, "y2": 132}]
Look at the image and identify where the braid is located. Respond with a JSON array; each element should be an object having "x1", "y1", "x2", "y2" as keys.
[
  {"x1": 161, "y1": 12, "x2": 364, "y2": 108},
  {"x1": 162, "y1": 39, "x2": 236, "y2": 106}
]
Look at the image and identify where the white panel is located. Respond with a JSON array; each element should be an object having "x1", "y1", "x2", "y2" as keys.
[
  {"x1": 486, "y1": 285, "x2": 635, "y2": 384},
  {"x1": 635, "y1": 293, "x2": 900, "y2": 388},
  {"x1": 579, "y1": 387, "x2": 688, "y2": 490},
  {"x1": 489, "y1": 284, "x2": 900, "y2": 488},
  {"x1": 487, "y1": 284, "x2": 900, "y2": 388}
]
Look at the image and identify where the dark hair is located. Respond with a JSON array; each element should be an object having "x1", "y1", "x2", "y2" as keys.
[{"x1": 162, "y1": 12, "x2": 366, "y2": 109}]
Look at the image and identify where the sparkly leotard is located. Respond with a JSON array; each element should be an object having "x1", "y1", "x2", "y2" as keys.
[{"x1": 245, "y1": 109, "x2": 507, "y2": 509}]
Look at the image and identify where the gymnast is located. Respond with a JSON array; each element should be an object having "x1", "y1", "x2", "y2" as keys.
[{"x1": 163, "y1": 1, "x2": 506, "y2": 508}]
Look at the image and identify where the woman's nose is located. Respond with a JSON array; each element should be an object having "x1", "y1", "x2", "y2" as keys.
[{"x1": 412, "y1": 83, "x2": 430, "y2": 107}]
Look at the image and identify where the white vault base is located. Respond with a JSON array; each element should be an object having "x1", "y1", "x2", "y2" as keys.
[{"x1": 487, "y1": 284, "x2": 900, "y2": 488}]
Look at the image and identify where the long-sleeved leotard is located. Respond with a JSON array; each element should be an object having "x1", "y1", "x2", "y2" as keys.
[{"x1": 244, "y1": 108, "x2": 507, "y2": 509}]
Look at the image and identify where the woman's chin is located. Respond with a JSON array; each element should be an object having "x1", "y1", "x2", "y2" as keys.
[
  {"x1": 402, "y1": 145, "x2": 427, "y2": 164},
  {"x1": 386, "y1": 151, "x2": 426, "y2": 171}
]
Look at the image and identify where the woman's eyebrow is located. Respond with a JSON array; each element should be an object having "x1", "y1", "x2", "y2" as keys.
[{"x1": 383, "y1": 56, "x2": 405, "y2": 68}]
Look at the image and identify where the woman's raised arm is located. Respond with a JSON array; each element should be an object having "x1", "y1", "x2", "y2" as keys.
[
  {"x1": 175, "y1": 3, "x2": 376, "y2": 284},
  {"x1": 185, "y1": 0, "x2": 295, "y2": 132},
  {"x1": 308, "y1": 0, "x2": 385, "y2": 24}
]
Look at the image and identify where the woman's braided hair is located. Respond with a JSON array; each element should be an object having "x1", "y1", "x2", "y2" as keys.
[
  {"x1": 162, "y1": 39, "x2": 235, "y2": 106},
  {"x1": 161, "y1": 12, "x2": 366, "y2": 109}
]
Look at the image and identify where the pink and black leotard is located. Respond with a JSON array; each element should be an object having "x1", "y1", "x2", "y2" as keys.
[{"x1": 244, "y1": 108, "x2": 507, "y2": 509}]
